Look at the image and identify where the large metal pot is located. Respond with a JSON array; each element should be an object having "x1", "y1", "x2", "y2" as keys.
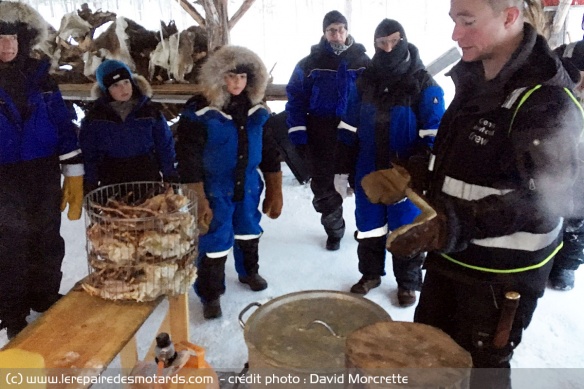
[{"x1": 239, "y1": 290, "x2": 391, "y2": 377}]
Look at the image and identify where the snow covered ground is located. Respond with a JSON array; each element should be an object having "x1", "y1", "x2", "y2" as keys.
[{"x1": 1, "y1": 164, "x2": 583, "y2": 387}]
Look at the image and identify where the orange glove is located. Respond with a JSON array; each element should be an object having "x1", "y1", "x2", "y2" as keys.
[
  {"x1": 262, "y1": 171, "x2": 283, "y2": 219},
  {"x1": 361, "y1": 165, "x2": 411, "y2": 205},
  {"x1": 60, "y1": 175, "x2": 84, "y2": 220},
  {"x1": 185, "y1": 183, "x2": 213, "y2": 235}
]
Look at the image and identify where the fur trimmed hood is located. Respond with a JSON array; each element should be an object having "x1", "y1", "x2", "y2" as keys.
[
  {"x1": 90, "y1": 74, "x2": 153, "y2": 100},
  {"x1": 198, "y1": 45, "x2": 268, "y2": 108},
  {"x1": 0, "y1": 1, "x2": 49, "y2": 56}
]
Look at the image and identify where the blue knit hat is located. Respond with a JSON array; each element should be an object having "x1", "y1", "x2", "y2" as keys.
[{"x1": 95, "y1": 60, "x2": 133, "y2": 91}]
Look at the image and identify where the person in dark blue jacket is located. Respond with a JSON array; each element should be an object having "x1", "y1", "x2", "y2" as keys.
[
  {"x1": 176, "y1": 46, "x2": 283, "y2": 320},
  {"x1": 80, "y1": 59, "x2": 177, "y2": 191},
  {"x1": 549, "y1": 41, "x2": 584, "y2": 291},
  {"x1": 0, "y1": 1, "x2": 83, "y2": 339},
  {"x1": 286, "y1": 10, "x2": 370, "y2": 251},
  {"x1": 338, "y1": 19, "x2": 445, "y2": 307}
]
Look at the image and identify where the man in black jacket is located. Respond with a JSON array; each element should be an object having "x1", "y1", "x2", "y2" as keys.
[{"x1": 363, "y1": 0, "x2": 583, "y2": 387}]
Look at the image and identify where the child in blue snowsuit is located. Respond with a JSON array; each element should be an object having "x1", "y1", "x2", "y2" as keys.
[{"x1": 175, "y1": 46, "x2": 283, "y2": 319}]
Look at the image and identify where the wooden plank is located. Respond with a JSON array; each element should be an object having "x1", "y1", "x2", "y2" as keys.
[{"x1": 3, "y1": 289, "x2": 161, "y2": 370}]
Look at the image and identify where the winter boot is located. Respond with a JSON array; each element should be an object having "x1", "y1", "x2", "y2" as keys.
[
  {"x1": 6, "y1": 320, "x2": 28, "y2": 340},
  {"x1": 1, "y1": 317, "x2": 28, "y2": 340},
  {"x1": 350, "y1": 276, "x2": 381, "y2": 295},
  {"x1": 549, "y1": 268, "x2": 576, "y2": 291},
  {"x1": 350, "y1": 236, "x2": 386, "y2": 294},
  {"x1": 326, "y1": 236, "x2": 341, "y2": 251},
  {"x1": 234, "y1": 239, "x2": 268, "y2": 291},
  {"x1": 392, "y1": 252, "x2": 424, "y2": 307},
  {"x1": 194, "y1": 255, "x2": 227, "y2": 319},
  {"x1": 202, "y1": 299, "x2": 222, "y2": 319},
  {"x1": 397, "y1": 287, "x2": 417, "y2": 307},
  {"x1": 323, "y1": 208, "x2": 345, "y2": 251}
]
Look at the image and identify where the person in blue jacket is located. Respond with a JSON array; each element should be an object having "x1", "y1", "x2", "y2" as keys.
[
  {"x1": 176, "y1": 46, "x2": 283, "y2": 320},
  {"x1": 549, "y1": 41, "x2": 584, "y2": 291},
  {"x1": 286, "y1": 10, "x2": 370, "y2": 251},
  {"x1": 0, "y1": 1, "x2": 83, "y2": 339},
  {"x1": 338, "y1": 19, "x2": 445, "y2": 307},
  {"x1": 80, "y1": 59, "x2": 178, "y2": 191}
]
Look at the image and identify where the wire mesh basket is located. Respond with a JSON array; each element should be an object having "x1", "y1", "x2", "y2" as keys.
[{"x1": 82, "y1": 181, "x2": 198, "y2": 302}]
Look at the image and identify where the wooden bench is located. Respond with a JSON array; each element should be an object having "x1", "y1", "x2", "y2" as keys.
[{"x1": 2, "y1": 284, "x2": 189, "y2": 385}]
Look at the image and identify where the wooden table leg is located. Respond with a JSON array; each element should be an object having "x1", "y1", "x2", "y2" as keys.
[
  {"x1": 144, "y1": 312, "x2": 171, "y2": 361},
  {"x1": 168, "y1": 293, "x2": 190, "y2": 343},
  {"x1": 144, "y1": 293, "x2": 190, "y2": 362},
  {"x1": 119, "y1": 336, "x2": 138, "y2": 370}
]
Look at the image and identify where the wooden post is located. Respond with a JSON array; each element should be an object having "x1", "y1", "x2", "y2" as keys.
[
  {"x1": 119, "y1": 336, "x2": 138, "y2": 370},
  {"x1": 548, "y1": 0, "x2": 574, "y2": 48},
  {"x1": 346, "y1": 321, "x2": 472, "y2": 389},
  {"x1": 168, "y1": 293, "x2": 190, "y2": 343}
]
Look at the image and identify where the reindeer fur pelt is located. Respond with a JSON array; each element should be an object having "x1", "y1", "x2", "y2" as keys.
[
  {"x1": 0, "y1": 0, "x2": 49, "y2": 51},
  {"x1": 198, "y1": 45, "x2": 268, "y2": 108},
  {"x1": 90, "y1": 74, "x2": 153, "y2": 99}
]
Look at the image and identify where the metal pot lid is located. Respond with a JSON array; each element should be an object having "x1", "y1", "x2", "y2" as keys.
[{"x1": 243, "y1": 290, "x2": 391, "y2": 371}]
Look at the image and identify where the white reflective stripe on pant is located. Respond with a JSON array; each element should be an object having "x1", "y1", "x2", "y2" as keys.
[{"x1": 356, "y1": 225, "x2": 388, "y2": 239}]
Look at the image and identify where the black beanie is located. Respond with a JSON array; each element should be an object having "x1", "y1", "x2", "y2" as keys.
[
  {"x1": 323, "y1": 10, "x2": 348, "y2": 32},
  {"x1": 374, "y1": 19, "x2": 406, "y2": 40},
  {"x1": 228, "y1": 63, "x2": 255, "y2": 84}
]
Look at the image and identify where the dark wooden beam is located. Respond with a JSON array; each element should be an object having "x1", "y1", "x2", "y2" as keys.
[
  {"x1": 58, "y1": 82, "x2": 288, "y2": 103},
  {"x1": 426, "y1": 47, "x2": 461, "y2": 77}
]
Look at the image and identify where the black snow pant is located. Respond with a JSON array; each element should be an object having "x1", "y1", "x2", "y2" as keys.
[
  {"x1": 414, "y1": 254, "x2": 551, "y2": 389},
  {"x1": 233, "y1": 238, "x2": 260, "y2": 277},
  {"x1": 194, "y1": 255, "x2": 227, "y2": 303},
  {"x1": 357, "y1": 236, "x2": 423, "y2": 291},
  {"x1": 306, "y1": 116, "x2": 345, "y2": 239},
  {"x1": 194, "y1": 239, "x2": 262, "y2": 303},
  {"x1": 552, "y1": 218, "x2": 584, "y2": 271},
  {"x1": 0, "y1": 157, "x2": 64, "y2": 330}
]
